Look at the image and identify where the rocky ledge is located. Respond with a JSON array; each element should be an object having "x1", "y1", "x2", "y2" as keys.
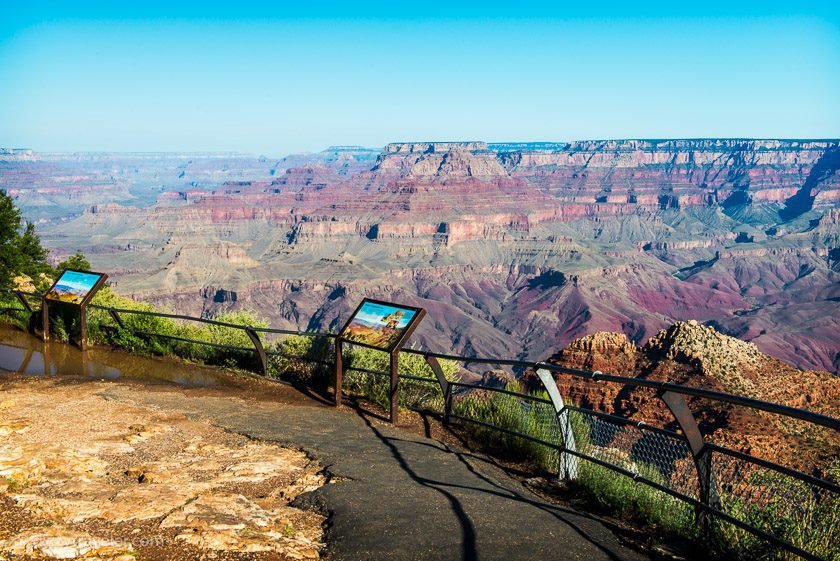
[{"x1": 0, "y1": 380, "x2": 326, "y2": 561}]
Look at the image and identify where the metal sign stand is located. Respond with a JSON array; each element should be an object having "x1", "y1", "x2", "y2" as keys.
[
  {"x1": 41, "y1": 299, "x2": 49, "y2": 343},
  {"x1": 334, "y1": 337, "x2": 345, "y2": 406},
  {"x1": 41, "y1": 270, "x2": 108, "y2": 351},
  {"x1": 335, "y1": 298, "x2": 426, "y2": 423}
]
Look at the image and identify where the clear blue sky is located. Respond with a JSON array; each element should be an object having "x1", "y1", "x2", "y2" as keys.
[{"x1": 1, "y1": 1, "x2": 838, "y2": 154}]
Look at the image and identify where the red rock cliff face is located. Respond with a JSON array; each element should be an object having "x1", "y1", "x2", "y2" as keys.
[
  {"x1": 500, "y1": 139, "x2": 840, "y2": 218},
  {"x1": 533, "y1": 322, "x2": 839, "y2": 472}
]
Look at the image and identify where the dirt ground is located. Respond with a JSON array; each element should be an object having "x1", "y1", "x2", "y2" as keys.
[{"x1": 0, "y1": 376, "x2": 328, "y2": 561}]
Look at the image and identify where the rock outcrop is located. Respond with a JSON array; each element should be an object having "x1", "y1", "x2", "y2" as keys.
[
  {"x1": 539, "y1": 322, "x2": 839, "y2": 472},
  {"x1": 0, "y1": 380, "x2": 325, "y2": 559}
]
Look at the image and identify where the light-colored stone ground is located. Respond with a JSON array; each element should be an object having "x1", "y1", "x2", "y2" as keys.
[{"x1": 0, "y1": 379, "x2": 326, "y2": 561}]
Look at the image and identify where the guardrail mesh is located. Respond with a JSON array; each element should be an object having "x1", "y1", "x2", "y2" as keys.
[
  {"x1": 450, "y1": 384, "x2": 561, "y2": 470},
  {"x1": 709, "y1": 448, "x2": 839, "y2": 560}
]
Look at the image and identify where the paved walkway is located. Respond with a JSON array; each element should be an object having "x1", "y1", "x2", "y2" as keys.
[{"x1": 100, "y1": 383, "x2": 649, "y2": 561}]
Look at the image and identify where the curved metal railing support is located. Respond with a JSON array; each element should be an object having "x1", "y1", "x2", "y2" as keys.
[
  {"x1": 425, "y1": 356, "x2": 452, "y2": 425},
  {"x1": 244, "y1": 327, "x2": 268, "y2": 377},
  {"x1": 659, "y1": 389, "x2": 718, "y2": 539},
  {"x1": 536, "y1": 366, "x2": 578, "y2": 480}
]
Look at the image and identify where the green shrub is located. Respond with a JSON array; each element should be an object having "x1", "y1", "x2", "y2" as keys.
[
  {"x1": 269, "y1": 334, "x2": 334, "y2": 387},
  {"x1": 711, "y1": 469, "x2": 840, "y2": 561},
  {"x1": 344, "y1": 345, "x2": 459, "y2": 411},
  {"x1": 562, "y1": 408, "x2": 697, "y2": 538},
  {"x1": 86, "y1": 288, "x2": 267, "y2": 371},
  {"x1": 453, "y1": 381, "x2": 559, "y2": 471},
  {"x1": 0, "y1": 292, "x2": 29, "y2": 330},
  {"x1": 572, "y1": 457, "x2": 697, "y2": 538},
  {"x1": 87, "y1": 287, "x2": 182, "y2": 353}
]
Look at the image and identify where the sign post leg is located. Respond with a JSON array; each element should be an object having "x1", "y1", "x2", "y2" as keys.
[
  {"x1": 389, "y1": 349, "x2": 400, "y2": 423},
  {"x1": 334, "y1": 338, "x2": 343, "y2": 406},
  {"x1": 79, "y1": 304, "x2": 88, "y2": 351},
  {"x1": 41, "y1": 299, "x2": 49, "y2": 342}
]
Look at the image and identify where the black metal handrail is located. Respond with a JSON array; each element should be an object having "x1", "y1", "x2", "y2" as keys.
[
  {"x1": 1, "y1": 288, "x2": 837, "y2": 561},
  {"x1": 405, "y1": 349, "x2": 839, "y2": 430}
]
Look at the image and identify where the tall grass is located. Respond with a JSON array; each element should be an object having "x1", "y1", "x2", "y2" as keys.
[
  {"x1": 342, "y1": 345, "x2": 459, "y2": 411},
  {"x1": 453, "y1": 381, "x2": 560, "y2": 471},
  {"x1": 564, "y1": 410, "x2": 698, "y2": 539},
  {"x1": 710, "y1": 465, "x2": 840, "y2": 561}
]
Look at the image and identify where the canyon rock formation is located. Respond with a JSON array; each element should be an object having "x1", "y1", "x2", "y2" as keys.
[
  {"x1": 536, "y1": 321, "x2": 839, "y2": 471},
  {"x1": 3, "y1": 139, "x2": 839, "y2": 374}
]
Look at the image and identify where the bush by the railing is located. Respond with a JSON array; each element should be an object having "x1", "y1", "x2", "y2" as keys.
[
  {"x1": 269, "y1": 335, "x2": 335, "y2": 388},
  {"x1": 564, "y1": 410, "x2": 698, "y2": 539},
  {"x1": 711, "y1": 468, "x2": 840, "y2": 561},
  {"x1": 85, "y1": 288, "x2": 267, "y2": 372},
  {"x1": 344, "y1": 345, "x2": 459, "y2": 411},
  {"x1": 0, "y1": 292, "x2": 31, "y2": 331},
  {"x1": 453, "y1": 381, "x2": 559, "y2": 471},
  {"x1": 572, "y1": 456, "x2": 698, "y2": 538},
  {"x1": 86, "y1": 288, "x2": 181, "y2": 353}
]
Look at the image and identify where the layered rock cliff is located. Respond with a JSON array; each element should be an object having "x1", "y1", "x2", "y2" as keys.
[{"x1": 14, "y1": 139, "x2": 840, "y2": 374}]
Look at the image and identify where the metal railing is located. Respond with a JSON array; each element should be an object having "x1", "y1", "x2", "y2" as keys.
[{"x1": 1, "y1": 289, "x2": 837, "y2": 561}]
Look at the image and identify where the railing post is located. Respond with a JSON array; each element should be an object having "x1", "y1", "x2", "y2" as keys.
[
  {"x1": 244, "y1": 327, "x2": 268, "y2": 377},
  {"x1": 389, "y1": 349, "x2": 400, "y2": 423},
  {"x1": 424, "y1": 356, "x2": 451, "y2": 425},
  {"x1": 443, "y1": 385, "x2": 452, "y2": 426},
  {"x1": 536, "y1": 366, "x2": 579, "y2": 480},
  {"x1": 334, "y1": 338, "x2": 344, "y2": 406},
  {"x1": 659, "y1": 390, "x2": 718, "y2": 541},
  {"x1": 108, "y1": 309, "x2": 125, "y2": 329},
  {"x1": 13, "y1": 291, "x2": 32, "y2": 313}
]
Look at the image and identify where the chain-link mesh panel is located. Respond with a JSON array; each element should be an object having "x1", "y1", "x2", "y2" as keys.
[
  {"x1": 710, "y1": 449, "x2": 839, "y2": 561},
  {"x1": 567, "y1": 409, "x2": 698, "y2": 497},
  {"x1": 565, "y1": 407, "x2": 698, "y2": 536}
]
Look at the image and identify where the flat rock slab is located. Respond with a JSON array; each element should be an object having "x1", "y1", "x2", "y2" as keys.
[
  {"x1": 101, "y1": 385, "x2": 650, "y2": 561},
  {"x1": 0, "y1": 379, "x2": 326, "y2": 559}
]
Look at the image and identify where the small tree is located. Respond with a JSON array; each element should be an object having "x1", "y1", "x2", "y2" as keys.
[
  {"x1": 57, "y1": 251, "x2": 92, "y2": 272},
  {"x1": 0, "y1": 190, "x2": 52, "y2": 289}
]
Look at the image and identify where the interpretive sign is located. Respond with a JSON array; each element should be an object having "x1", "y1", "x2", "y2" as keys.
[
  {"x1": 42, "y1": 269, "x2": 108, "y2": 350},
  {"x1": 335, "y1": 298, "x2": 426, "y2": 422},
  {"x1": 45, "y1": 269, "x2": 108, "y2": 306},
  {"x1": 339, "y1": 298, "x2": 425, "y2": 352}
]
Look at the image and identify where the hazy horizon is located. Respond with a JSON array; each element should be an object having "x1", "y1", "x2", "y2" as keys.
[
  {"x1": 2, "y1": 1, "x2": 839, "y2": 153},
  {"x1": 6, "y1": 136, "x2": 840, "y2": 159}
]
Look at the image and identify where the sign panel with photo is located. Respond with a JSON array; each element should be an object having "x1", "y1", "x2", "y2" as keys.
[
  {"x1": 45, "y1": 270, "x2": 107, "y2": 305},
  {"x1": 340, "y1": 299, "x2": 425, "y2": 351}
]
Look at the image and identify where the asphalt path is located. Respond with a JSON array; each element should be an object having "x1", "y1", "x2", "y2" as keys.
[{"x1": 101, "y1": 383, "x2": 650, "y2": 561}]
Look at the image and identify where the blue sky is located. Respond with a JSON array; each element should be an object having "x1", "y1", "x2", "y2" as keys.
[{"x1": 1, "y1": 1, "x2": 838, "y2": 154}]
